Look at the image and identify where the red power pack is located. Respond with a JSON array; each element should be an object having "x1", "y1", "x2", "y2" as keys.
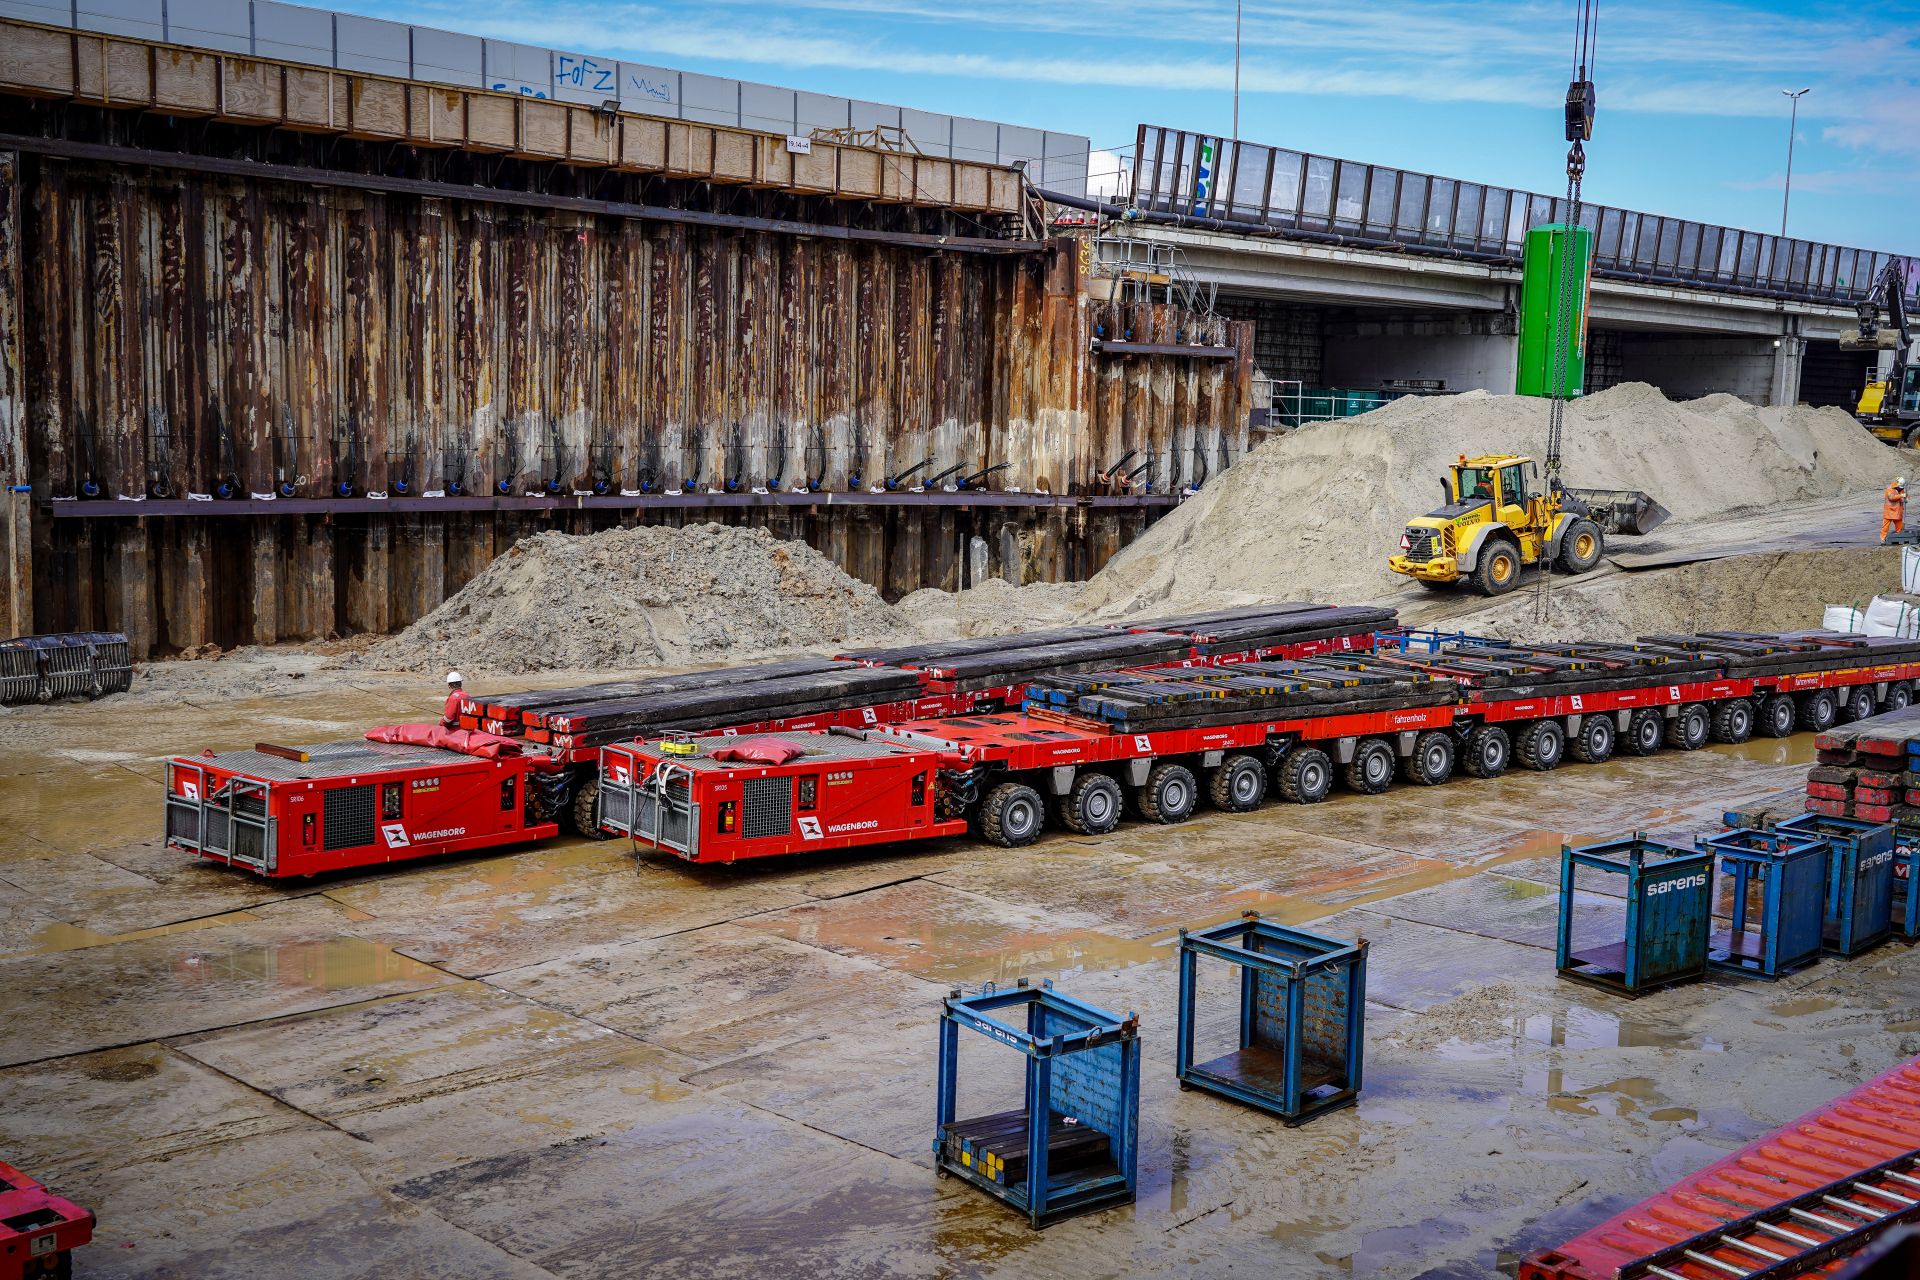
[
  {"x1": 165, "y1": 741, "x2": 562, "y2": 877},
  {"x1": 0, "y1": 1161, "x2": 92, "y2": 1280}
]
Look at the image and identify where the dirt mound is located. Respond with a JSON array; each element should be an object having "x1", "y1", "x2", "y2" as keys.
[
  {"x1": 358, "y1": 523, "x2": 909, "y2": 676},
  {"x1": 1463, "y1": 546, "x2": 1899, "y2": 643},
  {"x1": 1074, "y1": 383, "x2": 1899, "y2": 617}
]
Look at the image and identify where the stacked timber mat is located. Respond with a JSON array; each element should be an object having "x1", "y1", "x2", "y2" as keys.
[
  {"x1": 1025, "y1": 657, "x2": 1458, "y2": 732},
  {"x1": 1643, "y1": 630, "x2": 1920, "y2": 674},
  {"x1": 0, "y1": 632, "x2": 133, "y2": 704},
  {"x1": 1376, "y1": 637, "x2": 1724, "y2": 702},
  {"x1": 516, "y1": 663, "x2": 922, "y2": 750},
  {"x1": 1811, "y1": 707, "x2": 1920, "y2": 825},
  {"x1": 1131, "y1": 604, "x2": 1398, "y2": 656}
]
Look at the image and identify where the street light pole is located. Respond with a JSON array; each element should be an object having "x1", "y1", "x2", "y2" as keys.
[
  {"x1": 1780, "y1": 87, "x2": 1810, "y2": 237},
  {"x1": 1232, "y1": 0, "x2": 1242, "y2": 141}
]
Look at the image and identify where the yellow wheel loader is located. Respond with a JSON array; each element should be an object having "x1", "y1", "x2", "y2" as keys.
[{"x1": 1388, "y1": 454, "x2": 1669, "y2": 596}]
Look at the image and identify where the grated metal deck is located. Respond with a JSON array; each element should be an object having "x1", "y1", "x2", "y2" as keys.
[{"x1": 198, "y1": 740, "x2": 472, "y2": 782}]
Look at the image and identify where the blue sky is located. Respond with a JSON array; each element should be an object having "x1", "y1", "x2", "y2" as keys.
[{"x1": 350, "y1": 0, "x2": 1920, "y2": 252}]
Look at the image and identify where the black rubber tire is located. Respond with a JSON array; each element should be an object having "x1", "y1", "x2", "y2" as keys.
[
  {"x1": 1621, "y1": 708, "x2": 1665, "y2": 756},
  {"x1": 1568, "y1": 715, "x2": 1616, "y2": 764},
  {"x1": 1758, "y1": 693, "x2": 1796, "y2": 738},
  {"x1": 1710, "y1": 698, "x2": 1754, "y2": 744},
  {"x1": 1664, "y1": 702, "x2": 1711, "y2": 751},
  {"x1": 1343, "y1": 738, "x2": 1396, "y2": 794},
  {"x1": 1276, "y1": 748, "x2": 1333, "y2": 804},
  {"x1": 1060, "y1": 772, "x2": 1123, "y2": 835},
  {"x1": 1207, "y1": 753, "x2": 1267, "y2": 812},
  {"x1": 1798, "y1": 689, "x2": 1839, "y2": 733},
  {"x1": 1402, "y1": 730, "x2": 1455, "y2": 786},
  {"x1": 1889, "y1": 682, "x2": 1914, "y2": 711},
  {"x1": 1515, "y1": 719, "x2": 1566, "y2": 771},
  {"x1": 1557, "y1": 519, "x2": 1603, "y2": 574},
  {"x1": 1138, "y1": 762, "x2": 1198, "y2": 824},
  {"x1": 570, "y1": 776, "x2": 613, "y2": 839},
  {"x1": 1841, "y1": 685, "x2": 1877, "y2": 723},
  {"x1": 1461, "y1": 724, "x2": 1512, "y2": 778},
  {"x1": 980, "y1": 781, "x2": 1045, "y2": 847},
  {"x1": 1473, "y1": 539, "x2": 1523, "y2": 597}
]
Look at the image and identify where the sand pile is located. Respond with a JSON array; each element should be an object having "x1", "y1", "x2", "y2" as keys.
[
  {"x1": 1074, "y1": 383, "x2": 1899, "y2": 617},
  {"x1": 359, "y1": 523, "x2": 909, "y2": 675}
]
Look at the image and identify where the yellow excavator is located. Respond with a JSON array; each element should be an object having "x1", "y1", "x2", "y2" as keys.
[
  {"x1": 1388, "y1": 454, "x2": 1669, "y2": 595},
  {"x1": 1844, "y1": 257, "x2": 1916, "y2": 446}
]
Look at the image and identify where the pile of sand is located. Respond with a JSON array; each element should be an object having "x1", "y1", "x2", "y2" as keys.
[
  {"x1": 1073, "y1": 383, "x2": 1899, "y2": 617},
  {"x1": 358, "y1": 523, "x2": 909, "y2": 676}
]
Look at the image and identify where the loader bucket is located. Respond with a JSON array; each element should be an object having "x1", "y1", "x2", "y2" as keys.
[{"x1": 1563, "y1": 487, "x2": 1671, "y2": 537}]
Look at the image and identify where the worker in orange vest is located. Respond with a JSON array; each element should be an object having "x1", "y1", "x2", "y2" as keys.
[
  {"x1": 1885, "y1": 478, "x2": 1908, "y2": 543},
  {"x1": 442, "y1": 671, "x2": 466, "y2": 728}
]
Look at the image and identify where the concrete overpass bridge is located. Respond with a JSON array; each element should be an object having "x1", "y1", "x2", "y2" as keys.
[{"x1": 1067, "y1": 125, "x2": 1919, "y2": 412}]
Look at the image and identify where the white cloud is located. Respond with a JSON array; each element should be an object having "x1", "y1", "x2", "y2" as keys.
[{"x1": 1085, "y1": 149, "x2": 1131, "y2": 200}]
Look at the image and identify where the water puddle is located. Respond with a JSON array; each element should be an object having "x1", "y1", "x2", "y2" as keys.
[
  {"x1": 4, "y1": 909, "x2": 261, "y2": 960},
  {"x1": 1767, "y1": 995, "x2": 1839, "y2": 1017},
  {"x1": 175, "y1": 936, "x2": 445, "y2": 991},
  {"x1": 1517, "y1": 1006, "x2": 1724, "y2": 1052}
]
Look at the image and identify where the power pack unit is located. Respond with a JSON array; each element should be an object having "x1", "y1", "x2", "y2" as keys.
[
  {"x1": 0, "y1": 1160, "x2": 92, "y2": 1280},
  {"x1": 165, "y1": 741, "x2": 562, "y2": 877},
  {"x1": 597, "y1": 731, "x2": 967, "y2": 862}
]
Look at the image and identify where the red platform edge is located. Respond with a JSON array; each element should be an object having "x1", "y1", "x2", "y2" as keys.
[{"x1": 1520, "y1": 1056, "x2": 1920, "y2": 1279}]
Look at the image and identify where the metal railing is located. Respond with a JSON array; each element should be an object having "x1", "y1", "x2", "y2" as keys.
[{"x1": 1131, "y1": 125, "x2": 1918, "y2": 308}]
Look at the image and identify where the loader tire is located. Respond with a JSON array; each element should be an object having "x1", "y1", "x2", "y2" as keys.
[
  {"x1": 1568, "y1": 714, "x2": 1615, "y2": 764},
  {"x1": 1461, "y1": 724, "x2": 1511, "y2": 778},
  {"x1": 1664, "y1": 703, "x2": 1711, "y2": 751},
  {"x1": 1758, "y1": 693, "x2": 1796, "y2": 738},
  {"x1": 1840, "y1": 685, "x2": 1877, "y2": 724},
  {"x1": 980, "y1": 782, "x2": 1045, "y2": 848},
  {"x1": 1797, "y1": 689, "x2": 1839, "y2": 733},
  {"x1": 1473, "y1": 539, "x2": 1523, "y2": 597},
  {"x1": 1710, "y1": 699, "x2": 1754, "y2": 745},
  {"x1": 1515, "y1": 720, "x2": 1566, "y2": 771},
  {"x1": 570, "y1": 776, "x2": 613, "y2": 839},
  {"x1": 1402, "y1": 730, "x2": 1456, "y2": 786},
  {"x1": 1060, "y1": 772, "x2": 1123, "y2": 836},
  {"x1": 1207, "y1": 754, "x2": 1267, "y2": 812},
  {"x1": 1557, "y1": 519, "x2": 1603, "y2": 574},
  {"x1": 1276, "y1": 748, "x2": 1333, "y2": 805},
  {"x1": 1137, "y1": 762, "x2": 1198, "y2": 824},
  {"x1": 1622, "y1": 708, "x2": 1666, "y2": 756},
  {"x1": 1889, "y1": 682, "x2": 1914, "y2": 711},
  {"x1": 1343, "y1": 738, "x2": 1396, "y2": 795}
]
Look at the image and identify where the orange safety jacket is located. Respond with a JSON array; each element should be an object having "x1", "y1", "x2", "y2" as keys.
[{"x1": 1886, "y1": 483, "x2": 1908, "y2": 522}]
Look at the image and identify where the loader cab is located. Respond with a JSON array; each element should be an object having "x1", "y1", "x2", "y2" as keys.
[{"x1": 1450, "y1": 456, "x2": 1535, "y2": 525}]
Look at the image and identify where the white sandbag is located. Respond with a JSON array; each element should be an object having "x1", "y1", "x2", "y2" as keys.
[
  {"x1": 1904, "y1": 545, "x2": 1920, "y2": 594},
  {"x1": 1825, "y1": 604, "x2": 1867, "y2": 633},
  {"x1": 1863, "y1": 595, "x2": 1920, "y2": 638}
]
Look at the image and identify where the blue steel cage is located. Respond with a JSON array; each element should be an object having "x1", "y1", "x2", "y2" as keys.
[
  {"x1": 1777, "y1": 812, "x2": 1897, "y2": 958},
  {"x1": 1698, "y1": 828, "x2": 1829, "y2": 980},
  {"x1": 1175, "y1": 914, "x2": 1367, "y2": 1124},
  {"x1": 1556, "y1": 835, "x2": 1712, "y2": 997},
  {"x1": 934, "y1": 980, "x2": 1140, "y2": 1228}
]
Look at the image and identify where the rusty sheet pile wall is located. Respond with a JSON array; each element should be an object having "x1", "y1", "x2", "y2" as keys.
[{"x1": 0, "y1": 148, "x2": 1250, "y2": 655}]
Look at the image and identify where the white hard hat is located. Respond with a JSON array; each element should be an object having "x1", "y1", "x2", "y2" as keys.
[
  {"x1": 1899, "y1": 478, "x2": 1908, "y2": 488},
  {"x1": 446, "y1": 671, "x2": 464, "y2": 685}
]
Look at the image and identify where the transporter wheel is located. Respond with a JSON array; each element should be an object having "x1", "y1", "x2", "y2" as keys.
[
  {"x1": 1710, "y1": 699, "x2": 1755, "y2": 744},
  {"x1": 1758, "y1": 693, "x2": 1796, "y2": 738},
  {"x1": 1276, "y1": 748, "x2": 1334, "y2": 805},
  {"x1": 1461, "y1": 724, "x2": 1511, "y2": 778},
  {"x1": 1138, "y1": 762, "x2": 1198, "y2": 824},
  {"x1": 1569, "y1": 715, "x2": 1616, "y2": 764},
  {"x1": 1402, "y1": 730, "x2": 1456, "y2": 786},
  {"x1": 1207, "y1": 754, "x2": 1267, "y2": 813},
  {"x1": 1516, "y1": 720, "x2": 1566, "y2": 771},
  {"x1": 1621, "y1": 708, "x2": 1665, "y2": 756},
  {"x1": 1344, "y1": 738, "x2": 1396, "y2": 795},
  {"x1": 1473, "y1": 539, "x2": 1523, "y2": 597},
  {"x1": 1889, "y1": 682, "x2": 1914, "y2": 711},
  {"x1": 1664, "y1": 703, "x2": 1711, "y2": 751},
  {"x1": 1557, "y1": 519, "x2": 1603, "y2": 574},
  {"x1": 1798, "y1": 689, "x2": 1839, "y2": 733},
  {"x1": 1059, "y1": 772, "x2": 1123, "y2": 836},
  {"x1": 980, "y1": 782, "x2": 1046, "y2": 847},
  {"x1": 569, "y1": 776, "x2": 612, "y2": 839},
  {"x1": 1841, "y1": 685, "x2": 1877, "y2": 724}
]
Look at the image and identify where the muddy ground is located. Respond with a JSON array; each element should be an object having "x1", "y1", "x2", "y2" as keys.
[{"x1": 4, "y1": 676, "x2": 1919, "y2": 1279}]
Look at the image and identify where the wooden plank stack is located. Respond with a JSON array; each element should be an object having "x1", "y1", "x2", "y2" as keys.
[
  {"x1": 1811, "y1": 707, "x2": 1920, "y2": 826},
  {"x1": 1026, "y1": 657, "x2": 1458, "y2": 731}
]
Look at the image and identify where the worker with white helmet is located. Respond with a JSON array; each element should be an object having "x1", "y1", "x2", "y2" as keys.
[
  {"x1": 441, "y1": 671, "x2": 466, "y2": 728},
  {"x1": 1885, "y1": 477, "x2": 1908, "y2": 543}
]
